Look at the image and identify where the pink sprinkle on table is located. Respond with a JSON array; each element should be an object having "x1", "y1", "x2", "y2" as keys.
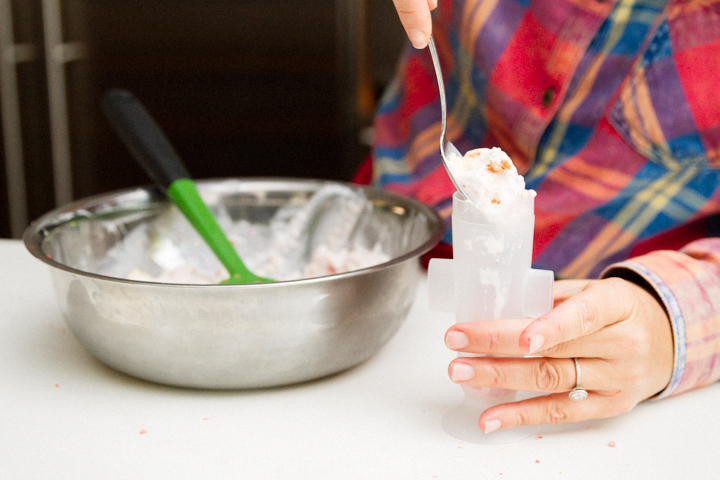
[
  {"x1": 139, "y1": 429, "x2": 148, "y2": 435},
  {"x1": 608, "y1": 441, "x2": 616, "y2": 447}
]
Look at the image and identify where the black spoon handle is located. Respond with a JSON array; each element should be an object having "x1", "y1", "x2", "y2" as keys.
[{"x1": 101, "y1": 89, "x2": 190, "y2": 189}]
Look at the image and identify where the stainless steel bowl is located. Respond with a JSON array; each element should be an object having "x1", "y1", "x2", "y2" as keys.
[{"x1": 23, "y1": 178, "x2": 444, "y2": 389}]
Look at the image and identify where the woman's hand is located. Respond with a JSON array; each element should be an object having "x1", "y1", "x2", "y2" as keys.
[
  {"x1": 444, "y1": 277, "x2": 674, "y2": 434},
  {"x1": 392, "y1": 0, "x2": 437, "y2": 49}
]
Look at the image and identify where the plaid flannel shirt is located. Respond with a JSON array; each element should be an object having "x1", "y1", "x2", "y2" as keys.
[{"x1": 372, "y1": 0, "x2": 720, "y2": 398}]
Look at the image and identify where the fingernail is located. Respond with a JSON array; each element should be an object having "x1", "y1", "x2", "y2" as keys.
[
  {"x1": 483, "y1": 419, "x2": 502, "y2": 434},
  {"x1": 528, "y1": 333, "x2": 545, "y2": 354},
  {"x1": 429, "y1": 0, "x2": 438, "y2": 9},
  {"x1": 408, "y1": 29, "x2": 429, "y2": 49},
  {"x1": 446, "y1": 330, "x2": 469, "y2": 350},
  {"x1": 451, "y1": 362, "x2": 475, "y2": 382}
]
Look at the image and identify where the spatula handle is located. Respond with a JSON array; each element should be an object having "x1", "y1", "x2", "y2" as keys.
[{"x1": 102, "y1": 89, "x2": 189, "y2": 190}]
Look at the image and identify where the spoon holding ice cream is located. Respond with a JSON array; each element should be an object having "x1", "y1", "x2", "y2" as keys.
[{"x1": 427, "y1": 35, "x2": 470, "y2": 200}]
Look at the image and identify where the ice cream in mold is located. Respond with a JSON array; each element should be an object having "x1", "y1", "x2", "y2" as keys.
[{"x1": 428, "y1": 147, "x2": 554, "y2": 444}]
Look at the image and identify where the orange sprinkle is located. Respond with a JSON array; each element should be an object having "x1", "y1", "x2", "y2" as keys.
[{"x1": 487, "y1": 159, "x2": 511, "y2": 173}]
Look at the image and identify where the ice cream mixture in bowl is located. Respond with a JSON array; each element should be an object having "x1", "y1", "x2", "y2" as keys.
[{"x1": 23, "y1": 178, "x2": 444, "y2": 388}]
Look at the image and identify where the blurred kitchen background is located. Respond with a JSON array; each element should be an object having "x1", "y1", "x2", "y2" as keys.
[{"x1": 0, "y1": 0, "x2": 407, "y2": 238}]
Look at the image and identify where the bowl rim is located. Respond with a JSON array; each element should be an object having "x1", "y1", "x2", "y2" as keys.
[{"x1": 23, "y1": 177, "x2": 446, "y2": 288}]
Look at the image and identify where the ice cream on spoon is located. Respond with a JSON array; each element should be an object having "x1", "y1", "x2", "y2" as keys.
[{"x1": 444, "y1": 147, "x2": 536, "y2": 210}]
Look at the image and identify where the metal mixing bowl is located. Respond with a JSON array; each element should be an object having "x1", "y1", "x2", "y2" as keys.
[{"x1": 23, "y1": 178, "x2": 444, "y2": 389}]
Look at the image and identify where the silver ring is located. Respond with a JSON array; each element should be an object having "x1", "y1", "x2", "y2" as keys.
[{"x1": 569, "y1": 357, "x2": 588, "y2": 401}]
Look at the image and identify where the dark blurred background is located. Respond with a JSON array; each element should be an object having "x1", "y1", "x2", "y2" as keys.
[{"x1": 0, "y1": 0, "x2": 406, "y2": 238}]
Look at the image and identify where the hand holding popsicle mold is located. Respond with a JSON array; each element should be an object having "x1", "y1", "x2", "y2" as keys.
[
  {"x1": 392, "y1": 0, "x2": 437, "y2": 49},
  {"x1": 445, "y1": 276, "x2": 674, "y2": 433}
]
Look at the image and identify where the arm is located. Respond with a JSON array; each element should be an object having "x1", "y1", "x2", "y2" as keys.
[
  {"x1": 599, "y1": 238, "x2": 720, "y2": 399},
  {"x1": 442, "y1": 238, "x2": 720, "y2": 432}
]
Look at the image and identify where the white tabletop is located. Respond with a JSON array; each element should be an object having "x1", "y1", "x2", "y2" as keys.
[{"x1": 1, "y1": 238, "x2": 718, "y2": 479}]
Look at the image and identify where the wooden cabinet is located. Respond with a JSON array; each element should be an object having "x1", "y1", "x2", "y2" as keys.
[{"x1": 1, "y1": 0, "x2": 405, "y2": 238}]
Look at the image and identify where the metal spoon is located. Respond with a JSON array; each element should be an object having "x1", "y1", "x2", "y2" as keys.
[
  {"x1": 101, "y1": 89, "x2": 272, "y2": 284},
  {"x1": 427, "y1": 35, "x2": 469, "y2": 200}
]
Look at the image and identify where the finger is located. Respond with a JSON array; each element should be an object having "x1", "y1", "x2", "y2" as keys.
[
  {"x1": 553, "y1": 279, "x2": 593, "y2": 306},
  {"x1": 534, "y1": 326, "x2": 622, "y2": 359},
  {"x1": 478, "y1": 392, "x2": 636, "y2": 433},
  {"x1": 519, "y1": 277, "x2": 632, "y2": 355},
  {"x1": 445, "y1": 318, "x2": 535, "y2": 355},
  {"x1": 392, "y1": 0, "x2": 434, "y2": 48},
  {"x1": 446, "y1": 315, "x2": 623, "y2": 358},
  {"x1": 448, "y1": 357, "x2": 618, "y2": 394}
]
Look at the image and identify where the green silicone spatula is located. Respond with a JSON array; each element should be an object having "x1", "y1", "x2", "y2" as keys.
[{"x1": 101, "y1": 89, "x2": 272, "y2": 284}]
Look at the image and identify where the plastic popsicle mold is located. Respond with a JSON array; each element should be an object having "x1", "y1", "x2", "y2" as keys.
[{"x1": 428, "y1": 192, "x2": 554, "y2": 444}]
